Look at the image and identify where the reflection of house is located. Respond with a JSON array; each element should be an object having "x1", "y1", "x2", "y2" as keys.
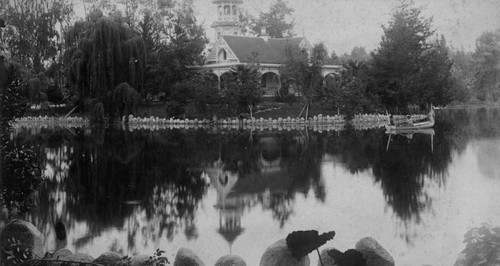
[
  {"x1": 198, "y1": 0, "x2": 341, "y2": 96},
  {"x1": 202, "y1": 160, "x2": 246, "y2": 252}
]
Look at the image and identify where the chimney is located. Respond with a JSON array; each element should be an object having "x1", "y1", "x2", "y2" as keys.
[{"x1": 260, "y1": 27, "x2": 269, "y2": 41}]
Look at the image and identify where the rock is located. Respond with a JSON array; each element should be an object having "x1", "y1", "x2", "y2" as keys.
[
  {"x1": 93, "y1": 251, "x2": 123, "y2": 266},
  {"x1": 355, "y1": 237, "x2": 394, "y2": 266},
  {"x1": 46, "y1": 249, "x2": 94, "y2": 263},
  {"x1": 0, "y1": 219, "x2": 45, "y2": 262},
  {"x1": 260, "y1": 239, "x2": 310, "y2": 266},
  {"x1": 51, "y1": 248, "x2": 73, "y2": 259},
  {"x1": 131, "y1": 255, "x2": 151, "y2": 266},
  {"x1": 173, "y1": 248, "x2": 205, "y2": 266},
  {"x1": 215, "y1": 255, "x2": 247, "y2": 266},
  {"x1": 317, "y1": 248, "x2": 337, "y2": 266},
  {"x1": 67, "y1": 253, "x2": 95, "y2": 263}
]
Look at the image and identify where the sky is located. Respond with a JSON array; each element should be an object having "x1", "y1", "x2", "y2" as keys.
[
  {"x1": 71, "y1": 0, "x2": 500, "y2": 55},
  {"x1": 192, "y1": 0, "x2": 500, "y2": 54}
]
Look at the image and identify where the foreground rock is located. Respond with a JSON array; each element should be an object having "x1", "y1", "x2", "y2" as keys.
[
  {"x1": 215, "y1": 255, "x2": 247, "y2": 266},
  {"x1": 130, "y1": 255, "x2": 151, "y2": 266},
  {"x1": 0, "y1": 219, "x2": 45, "y2": 263},
  {"x1": 46, "y1": 249, "x2": 94, "y2": 263},
  {"x1": 93, "y1": 251, "x2": 122, "y2": 266},
  {"x1": 173, "y1": 248, "x2": 205, "y2": 266},
  {"x1": 260, "y1": 239, "x2": 310, "y2": 266},
  {"x1": 355, "y1": 237, "x2": 394, "y2": 266}
]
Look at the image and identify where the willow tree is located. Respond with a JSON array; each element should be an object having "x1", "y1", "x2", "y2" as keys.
[{"x1": 65, "y1": 12, "x2": 146, "y2": 117}]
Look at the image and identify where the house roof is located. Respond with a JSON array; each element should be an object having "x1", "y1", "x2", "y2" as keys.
[{"x1": 221, "y1": 35, "x2": 310, "y2": 64}]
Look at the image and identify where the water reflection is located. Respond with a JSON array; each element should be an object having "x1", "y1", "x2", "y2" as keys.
[{"x1": 2, "y1": 107, "x2": 500, "y2": 264}]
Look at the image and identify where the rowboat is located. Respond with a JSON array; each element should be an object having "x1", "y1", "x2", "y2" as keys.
[
  {"x1": 386, "y1": 108, "x2": 435, "y2": 131},
  {"x1": 385, "y1": 118, "x2": 434, "y2": 131}
]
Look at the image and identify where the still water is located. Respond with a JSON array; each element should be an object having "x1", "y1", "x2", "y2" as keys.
[{"x1": 4, "y1": 108, "x2": 500, "y2": 265}]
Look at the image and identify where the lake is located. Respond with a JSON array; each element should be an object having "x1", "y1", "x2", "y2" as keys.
[{"x1": 3, "y1": 107, "x2": 500, "y2": 265}]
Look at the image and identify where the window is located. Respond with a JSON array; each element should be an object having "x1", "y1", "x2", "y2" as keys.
[
  {"x1": 218, "y1": 49, "x2": 227, "y2": 61},
  {"x1": 232, "y1": 5, "x2": 237, "y2": 15},
  {"x1": 218, "y1": 6, "x2": 222, "y2": 16},
  {"x1": 224, "y1": 5, "x2": 230, "y2": 15}
]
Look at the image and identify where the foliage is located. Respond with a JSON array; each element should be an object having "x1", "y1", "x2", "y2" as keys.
[
  {"x1": 370, "y1": 2, "x2": 454, "y2": 111},
  {"x1": 224, "y1": 64, "x2": 263, "y2": 115},
  {"x1": 2, "y1": 146, "x2": 43, "y2": 215},
  {"x1": 89, "y1": 102, "x2": 105, "y2": 124},
  {"x1": 324, "y1": 60, "x2": 380, "y2": 119},
  {"x1": 327, "y1": 249, "x2": 366, "y2": 266},
  {"x1": 461, "y1": 224, "x2": 500, "y2": 265},
  {"x1": 449, "y1": 48, "x2": 474, "y2": 103},
  {"x1": 472, "y1": 28, "x2": 500, "y2": 102},
  {"x1": 251, "y1": 0, "x2": 294, "y2": 38},
  {"x1": 0, "y1": 0, "x2": 73, "y2": 73},
  {"x1": 112, "y1": 82, "x2": 141, "y2": 122},
  {"x1": 150, "y1": 1, "x2": 208, "y2": 97},
  {"x1": 2, "y1": 237, "x2": 33, "y2": 265},
  {"x1": 0, "y1": 59, "x2": 29, "y2": 125},
  {"x1": 286, "y1": 230, "x2": 336, "y2": 261},
  {"x1": 65, "y1": 14, "x2": 146, "y2": 116},
  {"x1": 280, "y1": 42, "x2": 327, "y2": 118},
  {"x1": 165, "y1": 72, "x2": 220, "y2": 117},
  {"x1": 147, "y1": 249, "x2": 170, "y2": 266}
]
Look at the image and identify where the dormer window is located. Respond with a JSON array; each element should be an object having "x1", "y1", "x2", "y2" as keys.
[{"x1": 218, "y1": 49, "x2": 227, "y2": 61}]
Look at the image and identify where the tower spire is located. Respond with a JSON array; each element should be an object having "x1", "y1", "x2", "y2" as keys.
[{"x1": 211, "y1": 0, "x2": 244, "y2": 39}]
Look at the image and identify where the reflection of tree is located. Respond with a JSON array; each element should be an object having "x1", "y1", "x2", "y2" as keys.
[
  {"x1": 326, "y1": 125, "x2": 452, "y2": 235},
  {"x1": 16, "y1": 108, "x2": 500, "y2": 251},
  {"x1": 20, "y1": 128, "x2": 210, "y2": 253}
]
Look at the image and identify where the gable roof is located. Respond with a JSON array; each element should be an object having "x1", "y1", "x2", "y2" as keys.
[{"x1": 220, "y1": 35, "x2": 310, "y2": 64}]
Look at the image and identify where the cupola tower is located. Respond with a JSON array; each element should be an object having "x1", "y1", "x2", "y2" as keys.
[{"x1": 211, "y1": 0, "x2": 243, "y2": 39}]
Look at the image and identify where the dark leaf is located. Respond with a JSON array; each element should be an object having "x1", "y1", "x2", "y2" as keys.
[{"x1": 286, "y1": 230, "x2": 335, "y2": 261}]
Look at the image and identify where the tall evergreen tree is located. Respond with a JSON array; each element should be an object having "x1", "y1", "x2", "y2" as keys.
[
  {"x1": 472, "y1": 29, "x2": 500, "y2": 102},
  {"x1": 252, "y1": 0, "x2": 294, "y2": 38},
  {"x1": 371, "y1": 2, "x2": 436, "y2": 110}
]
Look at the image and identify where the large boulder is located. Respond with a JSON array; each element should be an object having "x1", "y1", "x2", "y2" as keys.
[
  {"x1": 260, "y1": 239, "x2": 310, "y2": 266},
  {"x1": 173, "y1": 248, "x2": 205, "y2": 266},
  {"x1": 46, "y1": 249, "x2": 94, "y2": 263},
  {"x1": 215, "y1": 255, "x2": 247, "y2": 266},
  {"x1": 355, "y1": 237, "x2": 394, "y2": 266},
  {"x1": 130, "y1": 255, "x2": 151, "y2": 266},
  {"x1": 0, "y1": 219, "x2": 44, "y2": 263},
  {"x1": 93, "y1": 251, "x2": 123, "y2": 266}
]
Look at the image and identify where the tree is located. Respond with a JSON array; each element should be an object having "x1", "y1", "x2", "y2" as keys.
[
  {"x1": 225, "y1": 64, "x2": 263, "y2": 116},
  {"x1": 371, "y1": 2, "x2": 435, "y2": 111},
  {"x1": 0, "y1": 0, "x2": 73, "y2": 73},
  {"x1": 165, "y1": 71, "x2": 220, "y2": 117},
  {"x1": 325, "y1": 60, "x2": 380, "y2": 118},
  {"x1": 349, "y1": 46, "x2": 371, "y2": 62},
  {"x1": 65, "y1": 12, "x2": 147, "y2": 116},
  {"x1": 472, "y1": 29, "x2": 500, "y2": 102},
  {"x1": 112, "y1": 82, "x2": 141, "y2": 123},
  {"x1": 148, "y1": 0, "x2": 208, "y2": 99},
  {"x1": 252, "y1": 0, "x2": 294, "y2": 38},
  {"x1": 280, "y1": 43, "x2": 327, "y2": 119}
]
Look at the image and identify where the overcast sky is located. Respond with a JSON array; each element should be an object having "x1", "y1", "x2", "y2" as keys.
[
  {"x1": 192, "y1": 0, "x2": 500, "y2": 54},
  {"x1": 72, "y1": 0, "x2": 500, "y2": 55}
]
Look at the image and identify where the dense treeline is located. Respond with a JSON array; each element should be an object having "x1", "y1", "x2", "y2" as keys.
[{"x1": 0, "y1": 0, "x2": 499, "y2": 123}]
